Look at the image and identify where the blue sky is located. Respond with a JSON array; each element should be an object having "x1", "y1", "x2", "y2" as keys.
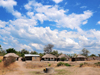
[{"x1": 0, "y1": 0, "x2": 100, "y2": 55}]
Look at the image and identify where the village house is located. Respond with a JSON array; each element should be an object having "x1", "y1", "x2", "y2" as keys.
[
  {"x1": 3, "y1": 53, "x2": 19, "y2": 61},
  {"x1": 58, "y1": 54, "x2": 70, "y2": 61},
  {"x1": 42, "y1": 54, "x2": 57, "y2": 61},
  {"x1": 72, "y1": 54, "x2": 86, "y2": 61},
  {"x1": 25, "y1": 54, "x2": 40, "y2": 61}
]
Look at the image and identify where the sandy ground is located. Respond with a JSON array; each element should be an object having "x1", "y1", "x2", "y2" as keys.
[{"x1": 1, "y1": 60, "x2": 100, "y2": 75}]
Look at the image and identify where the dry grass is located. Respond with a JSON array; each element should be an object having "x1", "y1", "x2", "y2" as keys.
[
  {"x1": 0, "y1": 56, "x2": 3, "y2": 60},
  {"x1": 0, "y1": 62, "x2": 19, "y2": 75}
]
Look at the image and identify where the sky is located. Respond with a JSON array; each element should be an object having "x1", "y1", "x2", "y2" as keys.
[{"x1": 0, "y1": 0, "x2": 100, "y2": 55}]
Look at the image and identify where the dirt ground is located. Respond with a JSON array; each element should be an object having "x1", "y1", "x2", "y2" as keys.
[{"x1": 0, "y1": 60, "x2": 100, "y2": 75}]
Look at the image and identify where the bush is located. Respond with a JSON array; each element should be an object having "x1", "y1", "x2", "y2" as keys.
[
  {"x1": 57, "y1": 62, "x2": 64, "y2": 66},
  {"x1": 4, "y1": 56, "x2": 16, "y2": 67},
  {"x1": 60, "y1": 57, "x2": 66, "y2": 61},
  {"x1": 94, "y1": 62, "x2": 100, "y2": 66},
  {"x1": 48, "y1": 64, "x2": 51, "y2": 67},
  {"x1": 80, "y1": 63, "x2": 83, "y2": 67},
  {"x1": 64, "y1": 63, "x2": 71, "y2": 66},
  {"x1": 0, "y1": 60, "x2": 2, "y2": 62}
]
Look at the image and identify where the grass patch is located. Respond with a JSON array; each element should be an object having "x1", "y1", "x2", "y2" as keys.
[
  {"x1": 57, "y1": 62, "x2": 71, "y2": 67},
  {"x1": 94, "y1": 62, "x2": 100, "y2": 66}
]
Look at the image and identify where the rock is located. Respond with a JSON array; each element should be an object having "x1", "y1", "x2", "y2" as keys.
[{"x1": 43, "y1": 67, "x2": 54, "y2": 73}]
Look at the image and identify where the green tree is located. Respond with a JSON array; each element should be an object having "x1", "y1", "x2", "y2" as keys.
[
  {"x1": 61, "y1": 57, "x2": 66, "y2": 61},
  {"x1": 50, "y1": 50, "x2": 62, "y2": 57},
  {"x1": 30, "y1": 51, "x2": 38, "y2": 54},
  {"x1": 39, "y1": 53, "x2": 44, "y2": 58},
  {"x1": 21, "y1": 49, "x2": 29, "y2": 54},
  {"x1": 98, "y1": 54, "x2": 100, "y2": 57},
  {"x1": 81, "y1": 48, "x2": 90, "y2": 57},
  {"x1": 6, "y1": 48, "x2": 17, "y2": 53},
  {"x1": 0, "y1": 45, "x2": 6, "y2": 55},
  {"x1": 90, "y1": 54, "x2": 96, "y2": 57}
]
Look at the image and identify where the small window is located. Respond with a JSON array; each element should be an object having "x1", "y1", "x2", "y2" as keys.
[{"x1": 35, "y1": 57, "x2": 37, "y2": 59}]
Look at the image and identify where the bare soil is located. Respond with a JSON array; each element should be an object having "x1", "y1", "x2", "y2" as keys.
[{"x1": 0, "y1": 60, "x2": 100, "y2": 75}]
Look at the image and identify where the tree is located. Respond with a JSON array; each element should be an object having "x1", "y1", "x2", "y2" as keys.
[
  {"x1": 30, "y1": 51, "x2": 38, "y2": 54},
  {"x1": 61, "y1": 57, "x2": 66, "y2": 61},
  {"x1": 44, "y1": 44, "x2": 54, "y2": 54},
  {"x1": 98, "y1": 54, "x2": 100, "y2": 57},
  {"x1": 21, "y1": 49, "x2": 29, "y2": 54},
  {"x1": 6, "y1": 48, "x2": 17, "y2": 53},
  {"x1": 81, "y1": 48, "x2": 90, "y2": 57},
  {"x1": 90, "y1": 54, "x2": 96, "y2": 57},
  {"x1": 50, "y1": 50, "x2": 62, "y2": 57},
  {"x1": 0, "y1": 45, "x2": 6, "y2": 55}
]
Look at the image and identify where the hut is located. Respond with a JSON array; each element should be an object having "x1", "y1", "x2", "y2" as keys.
[
  {"x1": 58, "y1": 54, "x2": 70, "y2": 61},
  {"x1": 72, "y1": 54, "x2": 86, "y2": 61},
  {"x1": 3, "y1": 53, "x2": 19, "y2": 61},
  {"x1": 42, "y1": 54, "x2": 57, "y2": 61},
  {"x1": 25, "y1": 54, "x2": 40, "y2": 61}
]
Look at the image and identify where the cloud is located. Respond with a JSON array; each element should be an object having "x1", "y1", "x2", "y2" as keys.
[
  {"x1": 97, "y1": 21, "x2": 100, "y2": 24},
  {"x1": 52, "y1": 0, "x2": 63, "y2": 3},
  {"x1": 82, "y1": 20, "x2": 88, "y2": 25},
  {"x1": 80, "y1": 6, "x2": 87, "y2": 8},
  {"x1": 0, "y1": 0, "x2": 21, "y2": 18}
]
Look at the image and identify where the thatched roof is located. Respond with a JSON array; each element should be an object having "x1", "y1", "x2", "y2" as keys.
[
  {"x1": 4, "y1": 53, "x2": 19, "y2": 58},
  {"x1": 73, "y1": 54, "x2": 86, "y2": 58},
  {"x1": 58, "y1": 54, "x2": 70, "y2": 58},
  {"x1": 42, "y1": 54, "x2": 57, "y2": 58}
]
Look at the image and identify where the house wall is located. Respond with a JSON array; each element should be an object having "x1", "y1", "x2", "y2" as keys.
[{"x1": 32, "y1": 56, "x2": 40, "y2": 61}]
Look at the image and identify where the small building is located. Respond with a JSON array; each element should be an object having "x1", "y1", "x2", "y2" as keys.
[
  {"x1": 3, "y1": 53, "x2": 19, "y2": 61},
  {"x1": 72, "y1": 54, "x2": 86, "y2": 61},
  {"x1": 25, "y1": 54, "x2": 40, "y2": 61},
  {"x1": 58, "y1": 54, "x2": 70, "y2": 61},
  {"x1": 42, "y1": 54, "x2": 57, "y2": 61}
]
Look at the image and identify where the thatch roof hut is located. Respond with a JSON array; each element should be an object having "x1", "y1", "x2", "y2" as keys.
[
  {"x1": 4, "y1": 53, "x2": 19, "y2": 58},
  {"x1": 76, "y1": 54, "x2": 86, "y2": 58},
  {"x1": 42, "y1": 54, "x2": 57, "y2": 61},
  {"x1": 58, "y1": 54, "x2": 69, "y2": 58},
  {"x1": 72, "y1": 54, "x2": 86, "y2": 61},
  {"x1": 42, "y1": 54, "x2": 57, "y2": 58}
]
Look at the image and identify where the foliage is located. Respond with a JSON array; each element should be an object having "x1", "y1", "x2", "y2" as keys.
[
  {"x1": 64, "y1": 63, "x2": 71, "y2": 66},
  {"x1": 39, "y1": 53, "x2": 45, "y2": 58},
  {"x1": 94, "y1": 62, "x2": 100, "y2": 66},
  {"x1": 81, "y1": 48, "x2": 90, "y2": 57},
  {"x1": 80, "y1": 63, "x2": 84, "y2": 67},
  {"x1": 30, "y1": 51, "x2": 38, "y2": 54},
  {"x1": 44, "y1": 44, "x2": 54, "y2": 54},
  {"x1": 0, "y1": 45, "x2": 6, "y2": 55},
  {"x1": 90, "y1": 54, "x2": 96, "y2": 57},
  {"x1": 57, "y1": 62, "x2": 64, "y2": 66},
  {"x1": 0, "y1": 60, "x2": 2, "y2": 62},
  {"x1": 98, "y1": 54, "x2": 100, "y2": 57},
  {"x1": 4, "y1": 56, "x2": 16, "y2": 67},
  {"x1": 50, "y1": 50, "x2": 62, "y2": 57},
  {"x1": 21, "y1": 49, "x2": 29, "y2": 54},
  {"x1": 6, "y1": 48, "x2": 17, "y2": 53},
  {"x1": 48, "y1": 64, "x2": 51, "y2": 67},
  {"x1": 61, "y1": 57, "x2": 66, "y2": 61}
]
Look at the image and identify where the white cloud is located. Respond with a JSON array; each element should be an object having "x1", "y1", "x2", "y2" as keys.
[
  {"x1": 0, "y1": 0, "x2": 21, "y2": 18},
  {"x1": 80, "y1": 6, "x2": 87, "y2": 8},
  {"x1": 52, "y1": 0, "x2": 63, "y2": 3},
  {"x1": 0, "y1": 20, "x2": 8, "y2": 28},
  {"x1": 82, "y1": 20, "x2": 88, "y2": 25},
  {"x1": 97, "y1": 21, "x2": 100, "y2": 24}
]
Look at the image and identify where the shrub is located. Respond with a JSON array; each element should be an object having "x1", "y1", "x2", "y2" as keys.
[
  {"x1": 84, "y1": 62, "x2": 88, "y2": 64},
  {"x1": 0, "y1": 60, "x2": 2, "y2": 62},
  {"x1": 57, "y1": 62, "x2": 64, "y2": 66},
  {"x1": 80, "y1": 63, "x2": 83, "y2": 67},
  {"x1": 48, "y1": 64, "x2": 51, "y2": 67},
  {"x1": 94, "y1": 62, "x2": 100, "y2": 66},
  {"x1": 60, "y1": 57, "x2": 66, "y2": 61},
  {"x1": 4, "y1": 56, "x2": 16, "y2": 67},
  {"x1": 64, "y1": 63, "x2": 71, "y2": 66}
]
